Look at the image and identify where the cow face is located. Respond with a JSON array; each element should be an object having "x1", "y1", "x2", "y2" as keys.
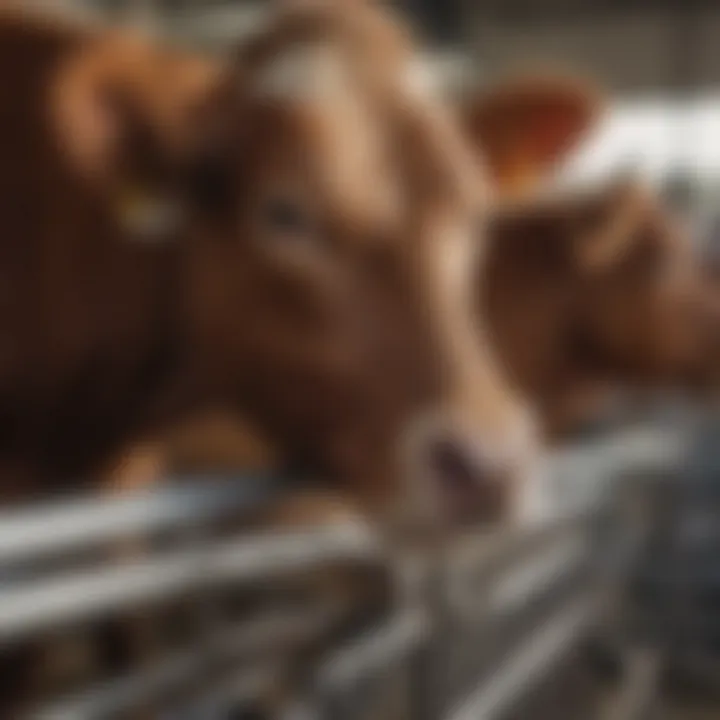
[
  {"x1": 483, "y1": 179, "x2": 720, "y2": 420},
  {"x1": 174, "y1": 1, "x2": 547, "y2": 526},
  {"x1": 50, "y1": 1, "x2": 540, "y2": 527},
  {"x1": 568, "y1": 181, "x2": 720, "y2": 387},
  {"x1": 460, "y1": 77, "x2": 719, "y2": 429}
]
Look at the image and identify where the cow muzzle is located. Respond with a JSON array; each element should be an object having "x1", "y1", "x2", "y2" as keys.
[{"x1": 401, "y1": 409, "x2": 537, "y2": 529}]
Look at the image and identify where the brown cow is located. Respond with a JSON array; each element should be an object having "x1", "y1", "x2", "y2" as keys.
[
  {"x1": 94, "y1": 70, "x2": 606, "y2": 538},
  {"x1": 0, "y1": 2, "x2": 535, "y2": 710},
  {"x1": 0, "y1": 2, "x2": 567, "y2": 711},
  {"x1": 80, "y1": 69, "x2": 611, "y2": 715},
  {"x1": 457, "y1": 75, "x2": 720, "y2": 439},
  {"x1": 480, "y1": 177, "x2": 720, "y2": 440},
  {"x1": 104, "y1": 74, "x2": 608, "y2": 524},
  {"x1": 0, "y1": 3, "x2": 489, "y2": 712},
  {"x1": 0, "y1": 1, "x2": 538, "y2": 525}
]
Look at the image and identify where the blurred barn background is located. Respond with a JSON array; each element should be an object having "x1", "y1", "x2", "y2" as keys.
[{"x1": 5, "y1": 1, "x2": 720, "y2": 719}]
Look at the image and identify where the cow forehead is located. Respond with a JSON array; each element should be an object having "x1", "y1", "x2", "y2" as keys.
[
  {"x1": 254, "y1": 42, "x2": 348, "y2": 102},
  {"x1": 252, "y1": 38, "x2": 437, "y2": 102},
  {"x1": 247, "y1": 43, "x2": 401, "y2": 232},
  {"x1": 246, "y1": 39, "x2": 482, "y2": 231},
  {"x1": 235, "y1": 0, "x2": 487, "y2": 241}
]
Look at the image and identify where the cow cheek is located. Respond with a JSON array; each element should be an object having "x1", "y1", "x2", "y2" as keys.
[
  {"x1": 185, "y1": 252, "x2": 254, "y2": 376},
  {"x1": 672, "y1": 295, "x2": 720, "y2": 383},
  {"x1": 642, "y1": 291, "x2": 699, "y2": 376}
]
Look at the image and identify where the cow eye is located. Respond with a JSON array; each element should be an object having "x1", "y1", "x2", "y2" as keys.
[{"x1": 264, "y1": 198, "x2": 314, "y2": 238}]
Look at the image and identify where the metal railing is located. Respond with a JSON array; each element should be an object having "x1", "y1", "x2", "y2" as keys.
[{"x1": 0, "y1": 425, "x2": 689, "y2": 720}]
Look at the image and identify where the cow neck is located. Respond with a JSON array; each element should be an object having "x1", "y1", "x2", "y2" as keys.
[{"x1": 564, "y1": 299, "x2": 621, "y2": 383}]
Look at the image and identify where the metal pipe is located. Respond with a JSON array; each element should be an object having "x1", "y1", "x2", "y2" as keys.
[
  {"x1": 445, "y1": 595, "x2": 599, "y2": 720},
  {"x1": 33, "y1": 604, "x2": 337, "y2": 719},
  {"x1": 0, "y1": 475, "x2": 278, "y2": 566},
  {"x1": 0, "y1": 523, "x2": 382, "y2": 641},
  {"x1": 316, "y1": 609, "x2": 429, "y2": 695},
  {"x1": 451, "y1": 532, "x2": 589, "y2": 621}
]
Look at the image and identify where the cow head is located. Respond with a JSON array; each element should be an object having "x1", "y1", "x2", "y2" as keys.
[
  {"x1": 564, "y1": 180, "x2": 720, "y2": 388},
  {"x1": 51, "y1": 0, "x2": 541, "y2": 527},
  {"x1": 458, "y1": 75, "x2": 719, "y2": 428},
  {"x1": 483, "y1": 178, "x2": 720, "y2": 429}
]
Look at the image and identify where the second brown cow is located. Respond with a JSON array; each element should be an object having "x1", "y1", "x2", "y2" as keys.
[{"x1": 481, "y1": 177, "x2": 720, "y2": 440}]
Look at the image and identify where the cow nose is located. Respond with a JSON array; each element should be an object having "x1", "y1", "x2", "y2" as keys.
[{"x1": 424, "y1": 434, "x2": 511, "y2": 525}]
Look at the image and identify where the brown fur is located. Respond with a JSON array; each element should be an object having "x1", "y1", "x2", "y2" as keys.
[
  {"x1": 123, "y1": 71, "x2": 608, "y2": 508},
  {"x1": 481, "y1": 179, "x2": 720, "y2": 439},
  {"x1": 0, "y1": 10, "x2": 214, "y2": 499},
  {"x1": 0, "y1": 2, "x2": 531, "y2": 520},
  {"x1": 0, "y1": 4, "x2": 539, "y2": 711},
  {"x1": 460, "y1": 73, "x2": 604, "y2": 200},
  {"x1": 99, "y1": 72, "x2": 609, "y2": 517},
  {"x1": 17, "y1": 60, "x2": 611, "y2": 716}
]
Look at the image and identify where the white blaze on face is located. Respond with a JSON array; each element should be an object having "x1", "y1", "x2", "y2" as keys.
[
  {"x1": 425, "y1": 215, "x2": 482, "y2": 361},
  {"x1": 254, "y1": 42, "x2": 401, "y2": 232},
  {"x1": 401, "y1": 58, "x2": 440, "y2": 103},
  {"x1": 398, "y1": 57, "x2": 490, "y2": 212},
  {"x1": 254, "y1": 43, "x2": 349, "y2": 102},
  {"x1": 419, "y1": 208, "x2": 536, "y2": 470}
]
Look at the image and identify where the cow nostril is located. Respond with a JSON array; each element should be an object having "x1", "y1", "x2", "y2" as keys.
[
  {"x1": 427, "y1": 437, "x2": 479, "y2": 494},
  {"x1": 425, "y1": 436, "x2": 509, "y2": 524}
]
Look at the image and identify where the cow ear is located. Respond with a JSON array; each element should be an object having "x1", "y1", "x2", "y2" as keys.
[
  {"x1": 52, "y1": 37, "x2": 224, "y2": 237},
  {"x1": 51, "y1": 36, "x2": 219, "y2": 182},
  {"x1": 51, "y1": 43, "x2": 132, "y2": 182},
  {"x1": 461, "y1": 75, "x2": 603, "y2": 198},
  {"x1": 574, "y1": 178, "x2": 648, "y2": 271}
]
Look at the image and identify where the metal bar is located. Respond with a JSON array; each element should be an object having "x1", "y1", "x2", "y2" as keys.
[
  {"x1": 449, "y1": 526, "x2": 588, "y2": 621},
  {"x1": 451, "y1": 427, "x2": 686, "y2": 581},
  {"x1": 174, "y1": 664, "x2": 282, "y2": 720},
  {"x1": 485, "y1": 535, "x2": 587, "y2": 618},
  {"x1": 210, "y1": 521, "x2": 383, "y2": 581},
  {"x1": 315, "y1": 609, "x2": 429, "y2": 696},
  {"x1": 33, "y1": 605, "x2": 339, "y2": 720},
  {"x1": 312, "y1": 609, "x2": 430, "y2": 720},
  {"x1": 0, "y1": 474, "x2": 278, "y2": 566},
  {"x1": 0, "y1": 425, "x2": 658, "y2": 716},
  {"x1": 0, "y1": 522, "x2": 382, "y2": 641},
  {"x1": 445, "y1": 595, "x2": 599, "y2": 720},
  {"x1": 546, "y1": 426, "x2": 687, "y2": 475}
]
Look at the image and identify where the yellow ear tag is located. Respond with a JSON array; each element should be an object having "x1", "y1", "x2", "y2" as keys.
[{"x1": 116, "y1": 184, "x2": 181, "y2": 241}]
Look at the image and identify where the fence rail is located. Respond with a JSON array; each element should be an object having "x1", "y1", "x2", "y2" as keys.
[
  {"x1": 0, "y1": 474, "x2": 279, "y2": 566},
  {"x1": 0, "y1": 424, "x2": 691, "y2": 719}
]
